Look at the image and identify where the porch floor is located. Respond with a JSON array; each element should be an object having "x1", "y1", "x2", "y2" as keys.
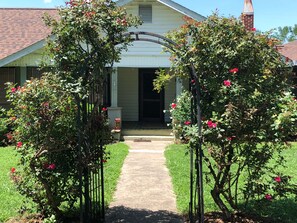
[{"x1": 121, "y1": 121, "x2": 172, "y2": 137}]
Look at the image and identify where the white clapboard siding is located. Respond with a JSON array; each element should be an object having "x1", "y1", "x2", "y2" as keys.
[
  {"x1": 116, "y1": 0, "x2": 187, "y2": 67},
  {"x1": 6, "y1": 51, "x2": 44, "y2": 67},
  {"x1": 118, "y1": 68, "x2": 139, "y2": 121},
  {"x1": 7, "y1": 0, "x2": 193, "y2": 68}
]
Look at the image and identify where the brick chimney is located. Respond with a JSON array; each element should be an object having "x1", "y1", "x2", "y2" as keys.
[{"x1": 242, "y1": 0, "x2": 254, "y2": 30}]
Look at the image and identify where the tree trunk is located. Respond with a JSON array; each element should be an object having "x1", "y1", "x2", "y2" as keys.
[{"x1": 211, "y1": 188, "x2": 231, "y2": 220}]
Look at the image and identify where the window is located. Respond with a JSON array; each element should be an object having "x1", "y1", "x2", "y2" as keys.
[
  {"x1": 0, "y1": 67, "x2": 20, "y2": 107},
  {"x1": 27, "y1": 67, "x2": 50, "y2": 80},
  {"x1": 139, "y1": 5, "x2": 152, "y2": 23}
]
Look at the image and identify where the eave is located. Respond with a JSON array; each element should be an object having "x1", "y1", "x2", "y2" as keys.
[{"x1": 116, "y1": 0, "x2": 206, "y2": 21}]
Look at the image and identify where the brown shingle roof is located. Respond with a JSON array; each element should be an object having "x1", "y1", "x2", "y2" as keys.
[
  {"x1": 278, "y1": 40, "x2": 297, "y2": 61},
  {"x1": 0, "y1": 8, "x2": 58, "y2": 61}
]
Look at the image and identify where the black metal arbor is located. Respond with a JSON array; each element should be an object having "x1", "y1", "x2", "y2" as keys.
[
  {"x1": 78, "y1": 31, "x2": 204, "y2": 223},
  {"x1": 123, "y1": 32, "x2": 204, "y2": 223}
]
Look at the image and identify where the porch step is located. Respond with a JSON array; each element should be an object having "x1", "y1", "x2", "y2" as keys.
[
  {"x1": 121, "y1": 128, "x2": 172, "y2": 136},
  {"x1": 120, "y1": 121, "x2": 173, "y2": 141},
  {"x1": 123, "y1": 135, "x2": 174, "y2": 141}
]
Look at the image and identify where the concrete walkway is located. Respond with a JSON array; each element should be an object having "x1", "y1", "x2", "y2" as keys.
[{"x1": 105, "y1": 140, "x2": 184, "y2": 223}]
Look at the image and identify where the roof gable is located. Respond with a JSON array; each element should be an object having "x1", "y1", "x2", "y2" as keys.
[
  {"x1": 116, "y1": 0, "x2": 205, "y2": 21},
  {"x1": 0, "y1": 8, "x2": 57, "y2": 64},
  {"x1": 0, "y1": 1, "x2": 205, "y2": 66}
]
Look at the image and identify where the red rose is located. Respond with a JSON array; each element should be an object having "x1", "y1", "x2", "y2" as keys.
[
  {"x1": 48, "y1": 164, "x2": 56, "y2": 170},
  {"x1": 184, "y1": 121, "x2": 191, "y2": 125},
  {"x1": 16, "y1": 142, "x2": 23, "y2": 148},
  {"x1": 223, "y1": 80, "x2": 231, "y2": 87},
  {"x1": 207, "y1": 120, "x2": 217, "y2": 128},
  {"x1": 171, "y1": 103, "x2": 177, "y2": 109},
  {"x1": 264, "y1": 194, "x2": 272, "y2": 200},
  {"x1": 6, "y1": 132, "x2": 13, "y2": 141},
  {"x1": 274, "y1": 176, "x2": 281, "y2": 183},
  {"x1": 44, "y1": 163, "x2": 56, "y2": 170},
  {"x1": 11, "y1": 167, "x2": 16, "y2": 173},
  {"x1": 229, "y1": 68, "x2": 239, "y2": 74}
]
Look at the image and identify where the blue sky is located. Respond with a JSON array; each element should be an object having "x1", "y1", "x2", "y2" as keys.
[{"x1": 1, "y1": 0, "x2": 297, "y2": 32}]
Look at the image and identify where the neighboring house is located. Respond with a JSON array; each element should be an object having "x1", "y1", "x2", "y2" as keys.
[
  {"x1": 0, "y1": 0, "x2": 205, "y2": 126},
  {"x1": 278, "y1": 40, "x2": 297, "y2": 96}
]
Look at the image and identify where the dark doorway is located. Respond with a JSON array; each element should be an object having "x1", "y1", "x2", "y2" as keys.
[{"x1": 139, "y1": 68, "x2": 164, "y2": 122}]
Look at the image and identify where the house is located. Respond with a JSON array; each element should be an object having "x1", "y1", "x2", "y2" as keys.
[
  {"x1": 0, "y1": 0, "x2": 255, "y2": 130},
  {"x1": 0, "y1": 0, "x2": 205, "y2": 129},
  {"x1": 278, "y1": 40, "x2": 297, "y2": 96},
  {"x1": 0, "y1": 8, "x2": 57, "y2": 107}
]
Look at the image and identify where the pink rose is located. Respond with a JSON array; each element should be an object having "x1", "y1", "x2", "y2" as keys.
[
  {"x1": 184, "y1": 121, "x2": 191, "y2": 125},
  {"x1": 274, "y1": 176, "x2": 281, "y2": 183},
  {"x1": 16, "y1": 142, "x2": 23, "y2": 148},
  {"x1": 223, "y1": 80, "x2": 231, "y2": 87},
  {"x1": 229, "y1": 68, "x2": 239, "y2": 74},
  {"x1": 264, "y1": 194, "x2": 272, "y2": 200}
]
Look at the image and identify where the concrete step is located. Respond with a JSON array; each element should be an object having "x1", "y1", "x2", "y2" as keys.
[
  {"x1": 122, "y1": 128, "x2": 172, "y2": 136},
  {"x1": 123, "y1": 135, "x2": 174, "y2": 142}
]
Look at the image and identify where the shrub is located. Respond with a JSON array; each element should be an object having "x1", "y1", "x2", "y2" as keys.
[
  {"x1": 0, "y1": 108, "x2": 10, "y2": 146},
  {"x1": 5, "y1": 0, "x2": 141, "y2": 220},
  {"x1": 163, "y1": 13, "x2": 297, "y2": 218},
  {"x1": 169, "y1": 90, "x2": 191, "y2": 142},
  {"x1": 6, "y1": 73, "x2": 81, "y2": 217}
]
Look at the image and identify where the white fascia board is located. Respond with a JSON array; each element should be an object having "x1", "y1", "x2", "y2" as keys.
[
  {"x1": 157, "y1": 0, "x2": 206, "y2": 21},
  {"x1": 0, "y1": 40, "x2": 46, "y2": 67},
  {"x1": 116, "y1": 0, "x2": 206, "y2": 21},
  {"x1": 116, "y1": 0, "x2": 133, "y2": 7}
]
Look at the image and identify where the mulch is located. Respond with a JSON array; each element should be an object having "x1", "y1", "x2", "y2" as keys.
[
  {"x1": 203, "y1": 211, "x2": 278, "y2": 223},
  {"x1": 6, "y1": 211, "x2": 279, "y2": 223}
]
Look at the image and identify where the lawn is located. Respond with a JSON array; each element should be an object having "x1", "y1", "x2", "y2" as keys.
[
  {"x1": 165, "y1": 142, "x2": 297, "y2": 222},
  {"x1": 0, "y1": 147, "x2": 27, "y2": 222},
  {"x1": 0, "y1": 142, "x2": 128, "y2": 223},
  {"x1": 104, "y1": 142, "x2": 129, "y2": 205}
]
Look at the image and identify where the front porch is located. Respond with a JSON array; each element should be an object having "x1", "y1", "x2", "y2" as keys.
[
  {"x1": 122, "y1": 121, "x2": 172, "y2": 136},
  {"x1": 107, "y1": 67, "x2": 187, "y2": 130}
]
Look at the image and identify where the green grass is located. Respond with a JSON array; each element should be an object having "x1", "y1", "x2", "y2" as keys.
[
  {"x1": 0, "y1": 143, "x2": 128, "y2": 222},
  {"x1": 0, "y1": 147, "x2": 26, "y2": 222},
  {"x1": 165, "y1": 142, "x2": 297, "y2": 222},
  {"x1": 104, "y1": 142, "x2": 129, "y2": 205},
  {"x1": 165, "y1": 144, "x2": 218, "y2": 214}
]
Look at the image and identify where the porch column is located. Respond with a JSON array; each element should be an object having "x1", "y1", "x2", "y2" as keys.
[
  {"x1": 20, "y1": 67, "x2": 27, "y2": 85},
  {"x1": 111, "y1": 67, "x2": 118, "y2": 107},
  {"x1": 175, "y1": 77, "x2": 183, "y2": 98},
  {"x1": 108, "y1": 67, "x2": 122, "y2": 129}
]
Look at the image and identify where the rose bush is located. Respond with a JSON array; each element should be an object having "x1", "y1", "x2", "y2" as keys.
[
  {"x1": 169, "y1": 90, "x2": 191, "y2": 142},
  {"x1": 163, "y1": 14, "x2": 297, "y2": 218},
  {"x1": 7, "y1": 73, "x2": 80, "y2": 217},
  {"x1": 6, "y1": 0, "x2": 141, "y2": 220}
]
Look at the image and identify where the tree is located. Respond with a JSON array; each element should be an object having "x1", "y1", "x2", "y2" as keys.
[
  {"x1": 160, "y1": 14, "x2": 297, "y2": 219},
  {"x1": 272, "y1": 25, "x2": 297, "y2": 43}
]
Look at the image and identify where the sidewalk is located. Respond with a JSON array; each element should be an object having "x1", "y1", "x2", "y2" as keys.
[{"x1": 105, "y1": 140, "x2": 183, "y2": 223}]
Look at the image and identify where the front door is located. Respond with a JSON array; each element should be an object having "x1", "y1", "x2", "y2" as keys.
[{"x1": 139, "y1": 68, "x2": 164, "y2": 122}]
